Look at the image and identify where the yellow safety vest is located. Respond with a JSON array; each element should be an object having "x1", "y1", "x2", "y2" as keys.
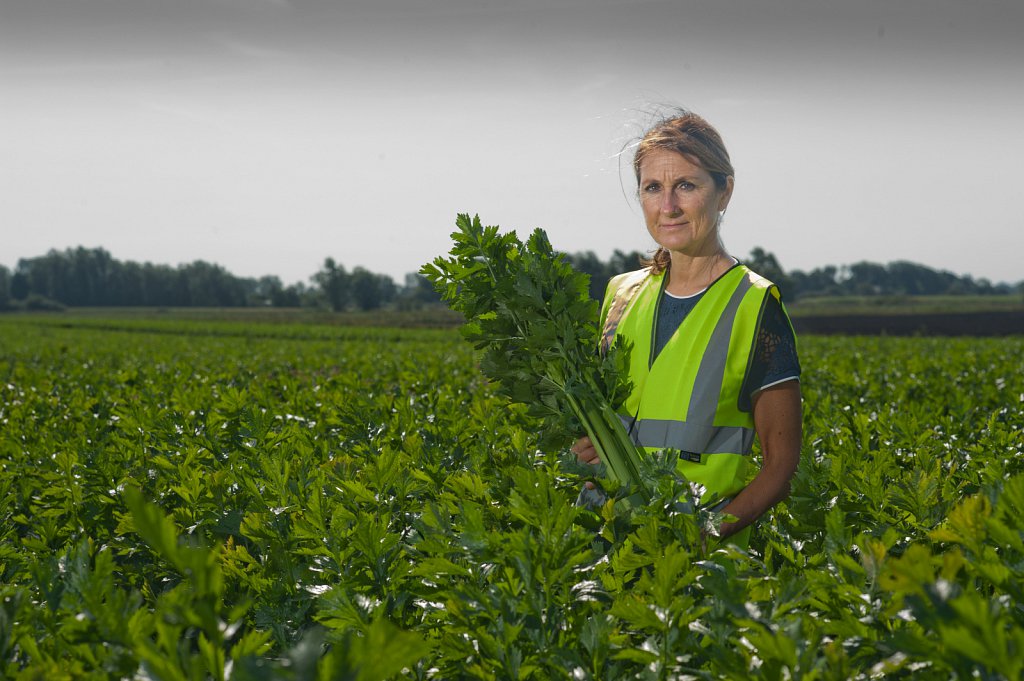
[{"x1": 600, "y1": 264, "x2": 784, "y2": 521}]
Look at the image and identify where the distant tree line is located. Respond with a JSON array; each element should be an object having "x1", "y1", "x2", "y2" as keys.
[
  {"x1": 741, "y1": 248, "x2": 1020, "y2": 300},
  {"x1": 1, "y1": 245, "x2": 1019, "y2": 312},
  {"x1": 0, "y1": 247, "x2": 439, "y2": 312},
  {"x1": 566, "y1": 247, "x2": 1022, "y2": 302}
]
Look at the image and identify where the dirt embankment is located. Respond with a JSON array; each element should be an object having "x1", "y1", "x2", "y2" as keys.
[{"x1": 791, "y1": 310, "x2": 1024, "y2": 336}]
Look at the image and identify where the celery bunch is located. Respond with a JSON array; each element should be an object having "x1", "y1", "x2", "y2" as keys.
[{"x1": 421, "y1": 214, "x2": 648, "y2": 497}]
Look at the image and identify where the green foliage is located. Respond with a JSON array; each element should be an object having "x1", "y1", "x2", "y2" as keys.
[
  {"x1": 1, "y1": 314, "x2": 1022, "y2": 678},
  {"x1": 421, "y1": 214, "x2": 645, "y2": 494}
]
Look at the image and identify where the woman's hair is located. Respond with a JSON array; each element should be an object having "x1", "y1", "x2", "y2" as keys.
[{"x1": 632, "y1": 110, "x2": 735, "y2": 274}]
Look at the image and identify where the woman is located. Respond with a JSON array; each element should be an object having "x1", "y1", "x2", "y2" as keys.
[{"x1": 573, "y1": 111, "x2": 802, "y2": 547}]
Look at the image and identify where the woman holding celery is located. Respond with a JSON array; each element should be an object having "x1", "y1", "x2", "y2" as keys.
[{"x1": 573, "y1": 111, "x2": 802, "y2": 546}]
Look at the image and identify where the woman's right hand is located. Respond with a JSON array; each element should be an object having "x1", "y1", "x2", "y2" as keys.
[
  {"x1": 572, "y1": 436, "x2": 602, "y2": 492},
  {"x1": 571, "y1": 436, "x2": 601, "y2": 465}
]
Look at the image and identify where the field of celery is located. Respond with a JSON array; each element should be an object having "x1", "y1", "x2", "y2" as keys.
[{"x1": 1, "y1": 315, "x2": 1022, "y2": 680}]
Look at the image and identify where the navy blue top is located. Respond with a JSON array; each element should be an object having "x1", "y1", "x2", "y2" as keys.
[{"x1": 653, "y1": 284, "x2": 800, "y2": 411}]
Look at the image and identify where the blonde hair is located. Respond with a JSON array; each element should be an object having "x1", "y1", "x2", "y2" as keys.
[{"x1": 633, "y1": 110, "x2": 735, "y2": 274}]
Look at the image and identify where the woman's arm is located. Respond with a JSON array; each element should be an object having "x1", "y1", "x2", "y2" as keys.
[{"x1": 717, "y1": 380, "x2": 802, "y2": 539}]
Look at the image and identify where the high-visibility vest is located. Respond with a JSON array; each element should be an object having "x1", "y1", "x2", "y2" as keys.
[{"x1": 600, "y1": 264, "x2": 784, "y2": 506}]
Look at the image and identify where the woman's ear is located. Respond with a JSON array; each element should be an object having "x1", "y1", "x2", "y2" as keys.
[{"x1": 718, "y1": 176, "x2": 735, "y2": 212}]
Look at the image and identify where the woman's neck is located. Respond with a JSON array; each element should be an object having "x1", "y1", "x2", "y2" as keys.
[{"x1": 664, "y1": 249, "x2": 733, "y2": 297}]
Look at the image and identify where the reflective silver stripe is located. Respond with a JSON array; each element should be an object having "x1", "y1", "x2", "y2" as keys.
[
  {"x1": 624, "y1": 416, "x2": 755, "y2": 456},
  {"x1": 600, "y1": 270, "x2": 650, "y2": 354},
  {"x1": 619, "y1": 272, "x2": 757, "y2": 459},
  {"x1": 687, "y1": 274, "x2": 753, "y2": 425}
]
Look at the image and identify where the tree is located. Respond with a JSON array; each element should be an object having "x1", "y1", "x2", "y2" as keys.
[
  {"x1": 177, "y1": 261, "x2": 247, "y2": 307},
  {"x1": 0, "y1": 265, "x2": 10, "y2": 309},
  {"x1": 349, "y1": 267, "x2": 396, "y2": 311},
  {"x1": 251, "y1": 275, "x2": 285, "y2": 307},
  {"x1": 16, "y1": 251, "x2": 65, "y2": 303},
  {"x1": 311, "y1": 258, "x2": 350, "y2": 311},
  {"x1": 65, "y1": 247, "x2": 108, "y2": 305},
  {"x1": 745, "y1": 247, "x2": 793, "y2": 299},
  {"x1": 10, "y1": 271, "x2": 29, "y2": 301},
  {"x1": 142, "y1": 262, "x2": 181, "y2": 306},
  {"x1": 846, "y1": 262, "x2": 889, "y2": 296},
  {"x1": 279, "y1": 282, "x2": 309, "y2": 308},
  {"x1": 887, "y1": 260, "x2": 959, "y2": 296},
  {"x1": 564, "y1": 249, "x2": 646, "y2": 303},
  {"x1": 396, "y1": 273, "x2": 442, "y2": 310},
  {"x1": 114, "y1": 261, "x2": 145, "y2": 306},
  {"x1": 789, "y1": 266, "x2": 840, "y2": 299},
  {"x1": 607, "y1": 249, "x2": 646, "y2": 275}
]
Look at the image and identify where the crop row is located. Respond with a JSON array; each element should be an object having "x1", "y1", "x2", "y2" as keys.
[{"x1": 0, "y1": 317, "x2": 1022, "y2": 679}]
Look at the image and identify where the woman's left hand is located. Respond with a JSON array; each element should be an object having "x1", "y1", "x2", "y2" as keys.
[{"x1": 717, "y1": 380, "x2": 802, "y2": 538}]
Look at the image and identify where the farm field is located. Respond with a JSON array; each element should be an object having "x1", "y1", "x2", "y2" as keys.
[{"x1": 1, "y1": 315, "x2": 1022, "y2": 679}]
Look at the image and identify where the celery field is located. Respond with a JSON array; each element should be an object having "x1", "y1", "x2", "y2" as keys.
[{"x1": 1, "y1": 315, "x2": 1023, "y2": 680}]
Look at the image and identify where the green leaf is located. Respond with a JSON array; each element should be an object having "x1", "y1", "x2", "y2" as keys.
[{"x1": 322, "y1": 617, "x2": 433, "y2": 681}]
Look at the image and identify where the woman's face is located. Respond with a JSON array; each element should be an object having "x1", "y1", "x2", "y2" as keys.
[{"x1": 638, "y1": 149, "x2": 733, "y2": 258}]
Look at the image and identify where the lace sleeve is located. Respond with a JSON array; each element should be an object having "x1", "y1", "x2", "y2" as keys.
[{"x1": 739, "y1": 292, "x2": 801, "y2": 411}]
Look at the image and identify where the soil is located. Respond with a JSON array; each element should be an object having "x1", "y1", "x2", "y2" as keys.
[{"x1": 792, "y1": 310, "x2": 1024, "y2": 336}]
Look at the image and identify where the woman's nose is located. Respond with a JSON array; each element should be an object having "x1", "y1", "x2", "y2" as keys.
[{"x1": 661, "y1": 191, "x2": 681, "y2": 214}]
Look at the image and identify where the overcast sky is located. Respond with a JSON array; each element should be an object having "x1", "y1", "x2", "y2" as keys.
[{"x1": 2, "y1": 0, "x2": 1022, "y2": 288}]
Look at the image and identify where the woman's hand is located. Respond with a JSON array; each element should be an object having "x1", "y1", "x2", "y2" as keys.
[
  {"x1": 571, "y1": 436, "x2": 601, "y2": 465},
  {"x1": 717, "y1": 380, "x2": 802, "y2": 539},
  {"x1": 571, "y1": 436, "x2": 601, "y2": 490}
]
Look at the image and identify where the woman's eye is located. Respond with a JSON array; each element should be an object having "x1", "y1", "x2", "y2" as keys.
[
  {"x1": 676, "y1": 181, "x2": 694, "y2": 191},
  {"x1": 642, "y1": 183, "x2": 660, "y2": 193}
]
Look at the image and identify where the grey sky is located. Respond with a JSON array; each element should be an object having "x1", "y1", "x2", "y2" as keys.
[{"x1": 2, "y1": 0, "x2": 1022, "y2": 287}]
